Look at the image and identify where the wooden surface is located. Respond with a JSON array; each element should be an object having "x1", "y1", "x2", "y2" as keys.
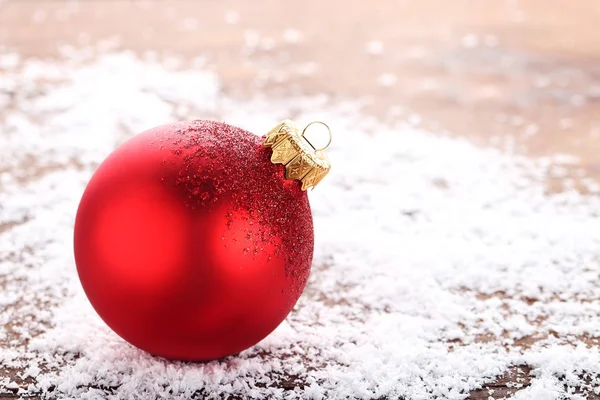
[{"x1": 1, "y1": 0, "x2": 600, "y2": 398}]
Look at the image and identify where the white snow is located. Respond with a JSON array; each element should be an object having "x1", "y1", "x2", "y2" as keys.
[
  {"x1": 365, "y1": 40, "x2": 384, "y2": 55},
  {"x1": 1, "y1": 48, "x2": 600, "y2": 399},
  {"x1": 283, "y1": 29, "x2": 303, "y2": 44},
  {"x1": 461, "y1": 34, "x2": 480, "y2": 49},
  {"x1": 224, "y1": 11, "x2": 240, "y2": 25},
  {"x1": 377, "y1": 73, "x2": 397, "y2": 87}
]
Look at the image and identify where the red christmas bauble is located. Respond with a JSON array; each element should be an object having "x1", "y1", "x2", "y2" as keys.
[{"x1": 74, "y1": 120, "x2": 319, "y2": 361}]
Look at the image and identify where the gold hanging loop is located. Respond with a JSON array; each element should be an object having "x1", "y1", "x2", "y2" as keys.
[{"x1": 301, "y1": 121, "x2": 332, "y2": 151}]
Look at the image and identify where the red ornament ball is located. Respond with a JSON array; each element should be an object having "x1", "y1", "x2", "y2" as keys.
[{"x1": 74, "y1": 120, "x2": 315, "y2": 361}]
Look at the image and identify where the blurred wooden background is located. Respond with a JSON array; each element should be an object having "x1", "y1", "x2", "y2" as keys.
[{"x1": 1, "y1": 0, "x2": 600, "y2": 398}]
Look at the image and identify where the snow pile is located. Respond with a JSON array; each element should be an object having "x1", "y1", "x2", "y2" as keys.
[{"x1": 1, "y1": 49, "x2": 600, "y2": 399}]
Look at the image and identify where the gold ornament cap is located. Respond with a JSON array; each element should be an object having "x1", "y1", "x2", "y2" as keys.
[{"x1": 263, "y1": 120, "x2": 332, "y2": 190}]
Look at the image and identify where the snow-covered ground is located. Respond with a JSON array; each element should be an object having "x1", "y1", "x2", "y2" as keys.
[{"x1": 1, "y1": 49, "x2": 600, "y2": 399}]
